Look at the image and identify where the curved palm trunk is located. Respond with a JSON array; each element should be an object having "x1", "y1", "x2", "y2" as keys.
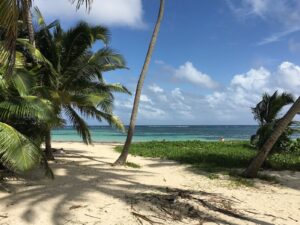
[
  {"x1": 23, "y1": 0, "x2": 35, "y2": 47},
  {"x1": 45, "y1": 129, "x2": 54, "y2": 160},
  {"x1": 114, "y1": 0, "x2": 165, "y2": 165},
  {"x1": 243, "y1": 97, "x2": 300, "y2": 178}
]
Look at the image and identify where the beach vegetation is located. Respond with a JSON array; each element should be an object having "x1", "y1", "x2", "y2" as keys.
[
  {"x1": 0, "y1": 51, "x2": 53, "y2": 175},
  {"x1": 115, "y1": 140, "x2": 300, "y2": 172},
  {"x1": 33, "y1": 10, "x2": 129, "y2": 159},
  {"x1": 0, "y1": 0, "x2": 93, "y2": 76},
  {"x1": 207, "y1": 173, "x2": 219, "y2": 180},
  {"x1": 244, "y1": 96, "x2": 300, "y2": 178},
  {"x1": 0, "y1": 7, "x2": 129, "y2": 173},
  {"x1": 229, "y1": 176, "x2": 255, "y2": 187},
  {"x1": 250, "y1": 91, "x2": 297, "y2": 152},
  {"x1": 125, "y1": 162, "x2": 141, "y2": 169}
]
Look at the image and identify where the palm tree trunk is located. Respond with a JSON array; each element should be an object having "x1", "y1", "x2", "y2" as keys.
[
  {"x1": 45, "y1": 129, "x2": 54, "y2": 161},
  {"x1": 23, "y1": 0, "x2": 35, "y2": 47},
  {"x1": 243, "y1": 97, "x2": 300, "y2": 178},
  {"x1": 114, "y1": 0, "x2": 165, "y2": 165}
]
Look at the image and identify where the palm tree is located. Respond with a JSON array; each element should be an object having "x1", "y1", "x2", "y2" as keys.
[
  {"x1": 250, "y1": 91, "x2": 294, "y2": 150},
  {"x1": 114, "y1": 0, "x2": 165, "y2": 165},
  {"x1": 0, "y1": 54, "x2": 53, "y2": 176},
  {"x1": 0, "y1": 0, "x2": 93, "y2": 75},
  {"x1": 33, "y1": 13, "x2": 129, "y2": 159},
  {"x1": 243, "y1": 97, "x2": 300, "y2": 178}
]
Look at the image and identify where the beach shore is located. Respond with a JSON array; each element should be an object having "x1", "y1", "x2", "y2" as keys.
[{"x1": 0, "y1": 142, "x2": 299, "y2": 225}]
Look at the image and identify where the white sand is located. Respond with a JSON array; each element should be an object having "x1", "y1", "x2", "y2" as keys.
[{"x1": 0, "y1": 142, "x2": 299, "y2": 225}]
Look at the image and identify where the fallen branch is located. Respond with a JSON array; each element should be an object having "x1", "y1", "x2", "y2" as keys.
[
  {"x1": 288, "y1": 216, "x2": 298, "y2": 222},
  {"x1": 132, "y1": 212, "x2": 163, "y2": 225},
  {"x1": 84, "y1": 214, "x2": 101, "y2": 220}
]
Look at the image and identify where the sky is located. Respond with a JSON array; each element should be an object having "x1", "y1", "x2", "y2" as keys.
[{"x1": 34, "y1": 0, "x2": 300, "y2": 125}]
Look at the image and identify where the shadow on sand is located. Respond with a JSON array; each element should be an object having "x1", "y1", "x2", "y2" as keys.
[{"x1": 0, "y1": 149, "x2": 289, "y2": 225}]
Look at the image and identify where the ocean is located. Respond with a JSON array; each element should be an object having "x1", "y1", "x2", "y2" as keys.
[{"x1": 52, "y1": 125, "x2": 260, "y2": 142}]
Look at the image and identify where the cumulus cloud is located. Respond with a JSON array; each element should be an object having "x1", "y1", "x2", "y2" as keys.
[
  {"x1": 277, "y1": 62, "x2": 300, "y2": 92},
  {"x1": 171, "y1": 88, "x2": 185, "y2": 101},
  {"x1": 230, "y1": 67, "x2": 270, "y2": 91},
  {"x1": 114, "y1": 61, "x2": 300, "y2": 125},
  {"x1": 34, "y1": 0, "x2": 145, "y2": 28},
  {"x1": 140, "y1": 94, "x2": 153, "y2": 104},
  {"x1": 174, "y1": 62, "x2": 219, "y2": 89},
  {"x1": 205, "y1": 61, "x2": 300, "y2": 122},
  {"x1": 149, "y1": 84, "x2": 164, "y2": 93},
  {"x1": 226, "y1": 0, "x2": 300, "y2": 45}
]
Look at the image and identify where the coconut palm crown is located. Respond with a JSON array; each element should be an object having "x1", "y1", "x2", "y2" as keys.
[
  {"x1": 31, "y1": 10, "x2": 130, "y2": 158},
  {"x1": 251, "y1": 91, "x2": 296, "y2": 151}
]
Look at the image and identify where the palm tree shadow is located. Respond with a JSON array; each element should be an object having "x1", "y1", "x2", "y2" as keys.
[{"x1": 0, "y1": 151, "x2": 275, "y2": 225}]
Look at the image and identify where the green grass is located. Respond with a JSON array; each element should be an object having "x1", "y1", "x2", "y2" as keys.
[
  {"x1": 125, "y1": 162, "x2": 141, "y2": 169},
  {"x1": 115, "y1": 141, "x2": 300, "y2": 171},
  {"x1": 256, "y1": 174, "x2": 279, "y2": 183},
  {"x1": 229, "y1": 176, "x2": 255, "y2": 187},
  {"x1": 207, "y1": 173, "x2": 219, "y2": 180}
]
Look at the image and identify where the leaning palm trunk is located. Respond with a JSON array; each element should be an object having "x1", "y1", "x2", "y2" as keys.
[
  {"x1": 45, "y1": 129, "x2": 54, "y2": 160},
  {"x1": 23, "y1": 0, "x2": 35, "y2": 46},
  {"x1": 243, "y1": 97, "x2": 300, "y2": 178},
  {"x1": 114, "y1": 0, "x2": 165, "y2": 165}
]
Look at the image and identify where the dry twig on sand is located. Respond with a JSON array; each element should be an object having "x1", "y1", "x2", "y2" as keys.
[{"x1": 126, "y1": 187, "x2": 274, "y2": 225}]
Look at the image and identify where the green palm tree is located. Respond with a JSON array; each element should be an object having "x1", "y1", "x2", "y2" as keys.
[
  {"x1": 0, "y1": 0, "x2": 93, "y2": 75},
  {"x1": 251, "y1": 91, "x2": 295, "y2": 151},
  {"x1": 0, "y1": 53, "x2": 53, "y2": 176},
  {"x1": 244, "y1": 97, "x2": 300, "y2": 178},
  {"x1": 33, "y1": 12, "x2": 129, "y2": 159}
]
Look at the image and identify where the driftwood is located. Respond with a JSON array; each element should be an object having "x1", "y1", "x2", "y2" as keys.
[
  {"x1": 132, "y1": 211, "x2": 163, "y2": 225},
  {"x1": 126, "y1": 187, "x2": 275, "y2": 225}
]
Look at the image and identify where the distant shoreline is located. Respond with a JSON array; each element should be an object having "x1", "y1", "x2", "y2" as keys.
[{"x1": 51, "y1": 139, "x2": 246, "y2": 144}]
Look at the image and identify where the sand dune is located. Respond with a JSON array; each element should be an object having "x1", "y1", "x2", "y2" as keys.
[{"x1": 0, "y1": 142, "x2": 299, "y2": 225}]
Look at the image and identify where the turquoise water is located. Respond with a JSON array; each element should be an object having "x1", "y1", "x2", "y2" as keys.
[{"x1": 52, "y1": 125, "x2": 260, "y2": 142}]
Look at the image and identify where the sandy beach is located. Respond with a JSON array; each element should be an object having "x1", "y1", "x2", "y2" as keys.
[{"x1": 0, "y1": 142, "x2": 299, "y2": 225}]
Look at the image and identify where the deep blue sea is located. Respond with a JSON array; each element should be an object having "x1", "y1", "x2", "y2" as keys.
[{"x1": 52, "y1": 125, "x2": 260, "y2": 142}]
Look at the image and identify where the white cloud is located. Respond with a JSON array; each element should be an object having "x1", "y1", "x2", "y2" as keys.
[
  {"x1": 140, "y1": 94, "x2": 153, "y2": 104},
  {"x1": 148, "y1": 84, "x2": 167, "y2": 102},
  {"x1": 231, "y1": 67, "x2": 270, "y2": 91},
  {"x1": 206, "y1": 61, "x2": 300, "y2": 122},
  {"x1": 174, "y1": 62, "x2": 219, "y2": 89},
  {"x1": 139, "y1": 105, "x2": 167, "y2": 119},
  {"x1": 171, "y1": 88, "x2": 184, "y2": 101},
  {"x1": 154, "y1": 60, "x2": 166, "y2": 65},
  {"x1": 277, "y1": 61, "x2": 300, "y2": 92},
  {"x1": 34, "y1": 0, "x2": 145, "y2": 28},
  {"x1": 258, "y1": 27, "x2": 300, "y2": 46},
  {"x1": 149, "y1": 84, "x2": 164, "y2": 93},
  {"x1": 245, "y1": 0, "x2": 269, "y2": 16},
  {"x1": 114, "y1": 61, "x2": 300, "y2": 125},
  {"x1": 226, "y1": 0, "x2": 300, "y2": 45}
]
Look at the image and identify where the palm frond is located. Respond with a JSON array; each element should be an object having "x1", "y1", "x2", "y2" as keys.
[
  {"x1": 0, "y1": 96, "x2": 53, "y2": 122},
  {"x1": 70, "y1": 0, "x2": 93, "y2": 11},
  {"x1": 64, "y1": 106, "x2": 92, "y2": 144},
  {"x1": 0, "y1": 121, "x2": 42, "y2": 172},
  {"x1": 0, "y1": 0, "x2": 19, "y2": 76}
]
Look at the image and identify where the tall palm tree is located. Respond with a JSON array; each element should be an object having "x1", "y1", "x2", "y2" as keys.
[
  {"x1": 33, "y1": 13, "x2": 129, "y2": 159},
  {"x1": 251, "y1": 91, "x2": 294, "y2": 150},
  {"x1": 114, "y1": 0, "x2": 165, "y2": 165},
  {"x1": 243, "y1": 97, "x2": 300, "y2": 178},
  {"x1": 0, "y1": 0, "x2": 93, "y2": 75}
]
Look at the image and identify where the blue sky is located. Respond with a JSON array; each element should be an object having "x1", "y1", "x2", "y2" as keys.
[{"x1": 35, "y1": 0, "x2": 300, "y2": 125}]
